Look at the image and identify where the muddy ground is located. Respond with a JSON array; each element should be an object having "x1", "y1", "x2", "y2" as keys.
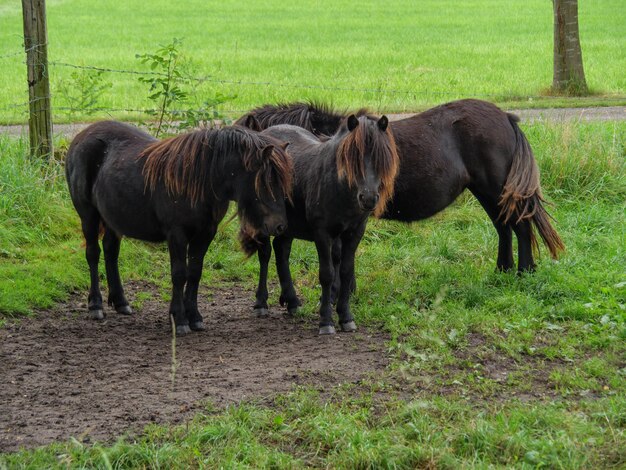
[{"x1": 0, "y1": 282, "x2": 389, "y2": 452}]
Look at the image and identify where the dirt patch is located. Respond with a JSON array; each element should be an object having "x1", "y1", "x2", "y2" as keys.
[{"x1": 0, "y1": 281, "x2": 389, "y2": 452}]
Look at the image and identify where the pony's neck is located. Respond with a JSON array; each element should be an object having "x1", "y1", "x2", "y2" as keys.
[{"x1": 211, "y1": 153, "x2": 246, "y2": 201}]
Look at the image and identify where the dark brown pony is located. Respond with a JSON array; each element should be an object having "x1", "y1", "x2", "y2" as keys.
[
  {"x1": 238, "y1": 99, "x2": 564, "y2": 273},
  {"x1": 66, "y1": 120, "x2": 292, "y2": 335},
  {"x1": 242, "y1": 114, "x2": 398, "y2": 334},
  {"x1": 235, "y1": 101, "x2": 346, "y2": 139}
]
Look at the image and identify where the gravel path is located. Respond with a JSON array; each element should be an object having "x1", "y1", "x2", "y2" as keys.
[{"x1": 1, "y1": 106, "x2": 624, "y2": 139}]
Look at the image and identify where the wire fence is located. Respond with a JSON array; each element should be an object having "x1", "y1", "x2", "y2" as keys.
[{"x1": 3, "y1": 42, "x2": 625, "y2": 125}]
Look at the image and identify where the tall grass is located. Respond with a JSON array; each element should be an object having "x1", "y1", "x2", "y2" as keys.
[
  {"x1": 0, "y1": 138, "x2": 81, "y2": 313},
  {"x1": 526, "y1": 121, "x2": 626, "y2": 201},
  {"x1": 0, "y1": 138, "x2": 72, "y2": 252}
]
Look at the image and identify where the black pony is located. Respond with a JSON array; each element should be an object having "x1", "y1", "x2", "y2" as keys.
[
  {"x1": 65, "y1": 120, "x2": 293, "y2": 335},
  {"x1": 241, "y1": 115, "x2": 398, "y2": 334},
  {"x1": 237, "y1": 99, "x2": 564, "y2": 273}
]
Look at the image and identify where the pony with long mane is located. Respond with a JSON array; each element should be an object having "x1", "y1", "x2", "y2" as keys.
[
  {"x1": 238, "y1": 99, "x2": 564, "y2": 274},
  {"x1": 242, "y1": 114, "x2": 398, "y2": 334},
  {"x1": 66, "y1": 119, "x2": 292, "y2": 335}
]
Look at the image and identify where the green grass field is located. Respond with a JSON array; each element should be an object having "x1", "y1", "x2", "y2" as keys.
[
  {"x1": 1, "y1": 120, "x2": 625, "y2": 467},
  {"x1": 1, "y1": 0, "x2": 625, "y2": 124}
]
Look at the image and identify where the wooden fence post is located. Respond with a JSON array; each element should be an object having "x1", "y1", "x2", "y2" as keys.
[{"x1": 22, "y1": 0, "x2": 53, "y2": 159}]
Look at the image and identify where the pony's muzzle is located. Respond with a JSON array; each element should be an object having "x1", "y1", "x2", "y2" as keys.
[
  {"x1": 264, "y1": 221, "x2": 287, "y2": 236},
  {"x1": 358, "y1": 191, "x2": 379, "y2": 212}
]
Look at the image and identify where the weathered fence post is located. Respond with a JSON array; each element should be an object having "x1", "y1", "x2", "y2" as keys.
[{"x1": 22, "y1": 0, "x2": 53, "y2": 159}]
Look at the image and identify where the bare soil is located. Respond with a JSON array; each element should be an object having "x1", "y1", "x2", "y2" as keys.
[{"x1": 0, "y1": 281, "x2": 389, "y2": 452}]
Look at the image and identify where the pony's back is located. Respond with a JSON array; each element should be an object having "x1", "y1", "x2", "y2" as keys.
[{"x1": 236, "y1": 102, "x2": 345, "y2": 137}]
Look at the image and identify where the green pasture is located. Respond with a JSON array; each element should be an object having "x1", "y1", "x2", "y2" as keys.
[
  {"x1": 0, "y1": 0, "x2": 625, "y2": 124},
  {"x1": 1, "y1": 120, "x2": 625, "y2": 467}
]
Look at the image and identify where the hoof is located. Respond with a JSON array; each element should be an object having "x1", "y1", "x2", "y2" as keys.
[
  {"x1": 319, "y1": 325, "x2": 336, "y2": 335},
  {"x1": 176, "y1": 325, "x2": 192, "y2": 336},
  {"x1": 116, "y1": 305, "x2": 133, "y2": 315},
  {"x1": 340, "y1": 321, "x2": 357, "y2": 333},
  {"x1": 190, "y1": 321, "x2": 205, "y2": 331},
  {"x1": 286, "y1": 307, "x2": 298, "y2": 317},
  {"x1": 254, "y1": 307, "x2": 269, "y2": 318},
  {"x1": 89, "y1": 309, "x2": 104, "y2": 320}
]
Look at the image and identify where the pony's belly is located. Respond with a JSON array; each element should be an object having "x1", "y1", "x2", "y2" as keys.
[
  {"x1": 93, "y1": 189, "x2": 165, "y2": 242},
  {"x1": 383, "y1": 193, "x2": 458, "y2": 221},
  {"x1": 99, "y1": 206, "x2": 165, "y2": 242},
  {"x1": 384, "y1": 171, "x2": 468, "y2": 222},
  {"x1": 285, "y1": 225, "x2": 315, "y2": 242}
]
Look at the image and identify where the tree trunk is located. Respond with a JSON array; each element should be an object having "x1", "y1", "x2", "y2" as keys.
[{"x1": 552, "y1": 0, "x2": 588, "y2": 95}]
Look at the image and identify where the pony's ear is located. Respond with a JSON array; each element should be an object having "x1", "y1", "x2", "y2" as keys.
[
  {"x1": 243, "y1": 114, "x2": 261, "y2": 132},
  {"x1": 347, "y1": 114, "x2": 359, "y2": 132},
  {"x1": 378, "y1": 115, "x2": 389, "y2": 132},
  {"x1": 280, "y1": 141, "x2": 289, "y2": 151},
  {"x1": 261, "y1": 144, "x2": 274, "y2": 161}
]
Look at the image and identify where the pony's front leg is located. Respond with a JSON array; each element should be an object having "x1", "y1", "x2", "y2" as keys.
[
  {"x1": 314, "y1": 235, "x2": 335, "y2": 335},
  {"x1": 330, "y1": 239, "x2": 342, "y2": 305},
  {"x1": 336, "y1": 226, "x2": 365, "y2": 333},
  {"x1": 330, "y1": 239, "x2": 358, "y2": 304},
  {"x1": 183, "y1": 229, "x2": 215, "y2": 331},
  {"x1": 167, "y1": 229, "x2": 190, "y2": 335},
  {"x1": 254, "y1": 236, "x2": 272, "y2": 317},
  {"x1": 273, "y1": 236, "x2": 300, "y2": 315}
]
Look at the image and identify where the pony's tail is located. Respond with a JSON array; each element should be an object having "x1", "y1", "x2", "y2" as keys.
[
  {"x1": 238, "y1": 228, "x2": 261, "y2": 257},
  {"x1": 498, "y1": 115, "x2": 565, "y2": 259}
]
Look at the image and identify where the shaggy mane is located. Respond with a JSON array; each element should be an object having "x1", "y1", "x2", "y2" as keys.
[
  {"x1": 139, "y1": 127, "x2": 293, "y2": 206},
  {"x1": 235, "y1": 101, "x2": 346, "y2": 136}
]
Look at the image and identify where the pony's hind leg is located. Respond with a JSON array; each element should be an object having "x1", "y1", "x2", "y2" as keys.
[
  {"x1": 273, "y1": 236, "x2": 301, "y2": 315},
  {"x1": 81, "y1": 210, "x2": 104, "y2": 319},
  {"x1": 183, "y1": 231, "x2": 215, "y2": 331},
  {"x1": 512, "y1": 219, "x2": 536, "y2": 273},
  {"x1": 254, "y1": 237, "x2": 272, "y2": 317},
  {"x1": 102, "y1": 227, "x2": 131, "y2": 315},
  {"x1": 471, "y1": 190, "x2": 515, "y2": 272},
  {"x1": 494, "y1": 221, "x2": 514, "y2": 271}
]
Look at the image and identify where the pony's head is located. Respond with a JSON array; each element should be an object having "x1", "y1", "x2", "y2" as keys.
[
  {"x1": 305, "y1": 102, "x2": 344, "y2": 137},
  {"x1": 140, "y1": 125, "x2": 293, "y2": 239},
  {"x1": 336, "y1": 114, "x2": 399, "y2": 216},
  {"x1": 234, "y1": 131, "x2": 293, "y2": 240}
]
